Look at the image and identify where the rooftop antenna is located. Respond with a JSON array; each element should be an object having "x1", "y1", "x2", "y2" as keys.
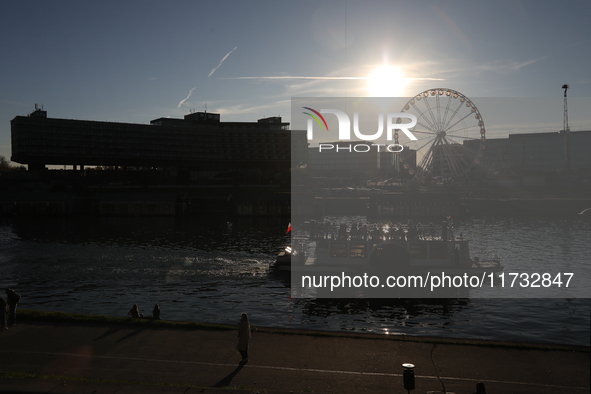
[
  {"x1": 204, "y1": 103, "x2": 207, "y2": 113},
  {"x1": 562, "y1": 84, "x2": 571, "y2": 174}
]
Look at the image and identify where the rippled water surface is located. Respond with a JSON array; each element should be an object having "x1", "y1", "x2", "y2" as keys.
[{"x1": 0, "y1": 215, "x2": 589, "y2": 346}]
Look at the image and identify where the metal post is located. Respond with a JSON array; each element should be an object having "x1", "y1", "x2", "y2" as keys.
[
  {"x1": 402, "y1": 363, "x2": 415, "y2": 393},
  {"x1": 562, "y1": 84, "x2": 571, "y2": 174}
]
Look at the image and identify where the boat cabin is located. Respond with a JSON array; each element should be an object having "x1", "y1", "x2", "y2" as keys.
[
  {"x1": 313, "y1": 238, "x2": 473, "y2": 269},
  {"x1": 299, "y1": 220, "x2": 474, "y2": 270}
]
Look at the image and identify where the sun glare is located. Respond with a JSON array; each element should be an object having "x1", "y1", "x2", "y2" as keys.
[{"x1": 367, "y1": 65, "x2": 407, "y2": 97}]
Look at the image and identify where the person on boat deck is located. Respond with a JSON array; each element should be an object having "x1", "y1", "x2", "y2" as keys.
[
  {"x1": 385, "y1": 222, "x2": 394, "y2": 240},
  {"x1": 237, "y1": 313, "x2": 251, "y2": 363},
  {"x1": 395, "y1": 226, "x2": 406, "y2": 241},
  {"x1": 372, "y1": 224, "x2": 382, "y2": 241},
  {"x1": 338, "y1": 224, "x2": 348, "y2": 240},
  {"x1": 407, "y1": 225, "x2": 419, "y2": 241},
  {"x1": 426, "y1": 222, "x2": 435, "y2": 240},
  {"x1": 360, "y1": 224, "x2": 369, "y2": 240},
  {"x1": 376, "y1": 224, "x2": 385, "y2": 241},
  {"x1": 441, "y1": 220, "x2": 449, "y2": 241},
  {"x1": 416, "y1": 222, "x2": 424, "y2": 240},
  {"x1": 128, "y1": 304, "x2": 143, "y2": 319},
  {"x1": 350, "y1": 223, "x2": 360, "y2": 239},
  {"x1": 405, "y1": 220, "x2": 416, "y2": 241}
]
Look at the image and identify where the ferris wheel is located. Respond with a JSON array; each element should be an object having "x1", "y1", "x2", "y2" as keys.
[{"x1": 395, "y1": 88, "x2": 485, "y2": 181}]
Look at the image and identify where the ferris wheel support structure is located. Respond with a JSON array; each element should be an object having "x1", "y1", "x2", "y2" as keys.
[{"x1": 395, "y1": 88, "x2": 486, "y2": 181}]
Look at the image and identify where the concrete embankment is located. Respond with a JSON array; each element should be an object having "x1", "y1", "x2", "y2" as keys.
[{"x1": 0, "y1": 317, "x2": 588, "y2": 394}]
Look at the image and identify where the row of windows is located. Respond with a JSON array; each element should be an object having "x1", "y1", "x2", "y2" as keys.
[
  {"x1": 17, "y1": 139, "x2": 292, "y2": 155},
  {"x1": 29, "y1": 127, "x2": 294, "y2": 141},
  {"x1": 20, "y1": 147, "x2": 289, "y2": 161},
  {"x1": 21, "y1": 122, "x2": 294, "y2": 140},
  {"x1": 18, "y1": 144, "x2": 290, "y2": 157},
  {"x1": 17, "y1": 135, "x2": 291, "y2": 148}
]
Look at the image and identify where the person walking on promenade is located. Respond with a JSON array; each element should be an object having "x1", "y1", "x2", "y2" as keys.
[
  {"x1": 6, "y1": 288, "x2": 20, "y2": 326},
  {"x1": 0, "y1": 294, "x2": 7, "y2": 329},
  {"x1": 237, "y1": 313, "x2": 251, "y2": 363}
]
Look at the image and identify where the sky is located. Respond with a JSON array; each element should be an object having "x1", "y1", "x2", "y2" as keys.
[{"x1": 1, "y1": 0, "x2": 591, "y2": 163}]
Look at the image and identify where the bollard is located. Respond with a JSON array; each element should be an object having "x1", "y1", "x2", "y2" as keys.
[{"x1": 402, "y1": 363, "x2": 415, "y2": 392}]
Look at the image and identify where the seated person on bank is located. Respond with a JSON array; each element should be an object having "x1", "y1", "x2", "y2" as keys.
[
  {"x1": 152, "y1": 304, "x2": 161, "y2": 320},
  {"x1": 128, "y1": 304, "x2": 144, "y2": 319}
]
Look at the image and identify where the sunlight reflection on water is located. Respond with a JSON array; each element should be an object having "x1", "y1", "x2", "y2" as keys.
[{"x1": 0, "y1": 215, "x2": 589, "y2": 346}]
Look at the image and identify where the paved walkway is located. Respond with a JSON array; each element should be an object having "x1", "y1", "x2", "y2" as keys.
[{"x1": 0, "y1": 321, "x2": 588, "y2": 393}]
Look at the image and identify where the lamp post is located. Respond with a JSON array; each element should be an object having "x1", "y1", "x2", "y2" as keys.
[{"x1": 562, "y1": 84, "x2": 571, "y2": 174}]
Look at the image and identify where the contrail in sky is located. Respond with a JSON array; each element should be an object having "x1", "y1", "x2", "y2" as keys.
[
  {"x1": 177, "y1": 46, "x2": 237, "y2": 108},
  {"x1": 177, "y1": 86, "x2": 197, "y2": 108},
  {"x1": 208, "y1": 46, "x2": 238, "y2": 77},
  {"x1": 225, "y1": 76, "x2": 366, "y2": 80},
  {"x1": 222, "y1": 76, "x2": 444, "y2": 81}
]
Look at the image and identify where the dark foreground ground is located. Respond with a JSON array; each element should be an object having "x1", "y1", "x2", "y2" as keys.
[{"x1": 0, "y1": 320, "x2": 588, "y2": 394}]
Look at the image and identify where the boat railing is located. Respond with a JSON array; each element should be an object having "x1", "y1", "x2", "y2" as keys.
[{"x1": 295, "y1": 221, "x2": 457, "y2": 243}]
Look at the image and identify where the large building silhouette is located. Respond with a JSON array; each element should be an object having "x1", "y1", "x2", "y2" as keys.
[
  {"x1": 464, "y1": 130, "x2": 591, "y2": 176},
  {"x1": 11, "y1": 107, "x2": 308, "y2": 172}
]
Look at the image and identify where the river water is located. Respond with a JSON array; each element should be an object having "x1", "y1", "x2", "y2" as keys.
[{"x1": 0, "y1": 215, "x2": 589, "y2": 346}]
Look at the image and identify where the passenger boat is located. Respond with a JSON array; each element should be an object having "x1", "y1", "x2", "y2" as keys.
[{"x1": 272, "y1": 219, "x2": 502, "y2": 275}]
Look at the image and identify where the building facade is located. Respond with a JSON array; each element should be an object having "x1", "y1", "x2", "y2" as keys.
[
  {"x1": 11, "y1": 108, "x2": 308, "y2": 173},
  {"x1": 464, "y1": 130, "x2": 591, "y2": 176}
]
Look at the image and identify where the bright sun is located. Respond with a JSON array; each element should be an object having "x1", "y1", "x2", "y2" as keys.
[{"x1": 367, "y1": 65, "x2": 407, "y2": 97}]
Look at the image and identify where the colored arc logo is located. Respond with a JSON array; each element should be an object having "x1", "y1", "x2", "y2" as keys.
[{"x1": 302, "y1": 107, "x2": 328, "y2": 131}]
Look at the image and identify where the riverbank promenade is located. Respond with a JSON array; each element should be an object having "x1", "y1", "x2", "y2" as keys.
[{"x1": 0, "y1": 319, "x2": 588, "y2": 394}]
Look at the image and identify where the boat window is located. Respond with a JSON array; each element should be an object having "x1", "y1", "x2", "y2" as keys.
[
  {"x1": 409, "y1": 243, "x2": 428, "y2": 258},
  {"x1": 429, "y1": 242, "x2": 448, "y2": 259},
  {"x1": 330, "y1": 242, "x2": 348, "y2": 258},
  {"x1": 349, "y1": 243, "x2": 367, "y2": 258}
]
